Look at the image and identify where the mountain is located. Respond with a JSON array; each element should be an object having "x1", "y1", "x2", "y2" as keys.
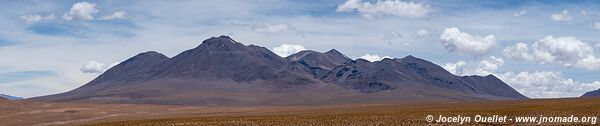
[
  {"x1": 321, "y1": 56, "x2": 526, "y2": 99},
  {"x1": 32, "y1": 35, "x2": 527, "y2": 106},
  {"x1": 581, "y1": 89, "x2": 600, "y2": 97},
  {"x1": 0, "y1": 94, "x2": 23, "y2": 100},
  {"x1": 33, "y1": 36, "x2": 351, "y2": 105},
  {"x1": 286, "y1": 49, "x2": 352, "y2": 78}
]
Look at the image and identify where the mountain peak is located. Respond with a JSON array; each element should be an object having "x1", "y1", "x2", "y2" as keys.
[
  {"x1": 84, "y1": 51, "x2": 169, "y2": 86},
  {"x1": 137, "y1": 51, "x2": 167, "y2": 58},
  {"x1": 399, "y1": 55, "x2": 429, "y2": 63},
  {"x1": 195, "y1": 35, "x2": 244, "y2": 51},
  {"x1": 325, "y1": 49, "x2": 341, "y2": 54},
  {"x1": 403, "y1": 55, "x2": 416, "y2": 59},
  {"x1": 122, "y1": 51, "x2": 168, "y2": 65},
  {"x1": 218, "y1": 35, "x2": 232, "y2": 38},
  {"x1": 205, "y1": 35, "x2": 237, "y2": 44},
  {"x1": 297, "y1": 50, "x2": 319, "y2": 55}
]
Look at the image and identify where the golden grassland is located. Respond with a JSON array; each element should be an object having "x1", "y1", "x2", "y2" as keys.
[{"x1": 78, "y1": 98, "x2": 600, "y2": 126}]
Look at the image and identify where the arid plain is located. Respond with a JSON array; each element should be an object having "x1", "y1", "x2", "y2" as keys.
[{"x1": 2, "y1": 98, "x2": 600, "y2": 126}]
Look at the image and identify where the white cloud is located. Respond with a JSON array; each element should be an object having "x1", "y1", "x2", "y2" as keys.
[
  {"x1": 63, "y1": 1, "x2": 98, "y2": 20},
  {"x1": 532, "y1": 36, "x2": 600, "y2": 69},
  {"x1": 20, "y1": 14, "x2": 56, "y2": 23},
  {"x1": 498, "y1": 71, "x2": 600, "y2": 98},
  {"x1": 272, "y1": 44, "x2": 306, "y2": 57},
  {"x1": 442, "y1": 60, "x2": 466, "y2": 75},
  {"x1": 336, "y1": 0, "x2": 431, "y2": 19},
  {"x1": 442, "y1": 56, "x2": 503, "y2": 76},
  {"x1": 80, "y1": 61, "x2": 118, "y2": 74},
  {"x1": 551, "y1": 10, "x2": 571, "y2": 21},
  {"x1": 594, "y1": 22, "x2": 600, "y2": 30},
  {"x1": 503, "y1": 42, "x2": 533, "y2": 61},
  {"x1": 513, "y1": 10, "x2": 527, "y2": 17},
  {"x1": 254, "y1": 23, "x2": 290, "y2": 33},
  {"x1": 444, "y1": 57, "x2": 600, "y2": 98},
  {"x1": 504, "y1": 36, "x2": 600, "y2": 70},
  {"x1": 99, "y1": 11, "x2": 127, "y2": 20},
  {"x1": 440, "y1": 27, "x2": 496, "y2": 56},
  {"x1": 358, "y1": 54, "x2": 391, "y2": 62},
  {"x1": 80, "y1": 61, "x2": 106, "y2": 73},
  {"x1": 476, "y1": 56, "x2": 504, "y2": 75}
]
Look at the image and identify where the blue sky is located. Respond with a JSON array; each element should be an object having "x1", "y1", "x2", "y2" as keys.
[{"x1": 1, "y1": 0, "x2": 600, "y2": 98}]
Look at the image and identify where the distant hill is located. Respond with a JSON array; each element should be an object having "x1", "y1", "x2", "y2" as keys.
[
  {"x1": 581, "y1": 89, "x2": 600, "y2": 97},
  {"x1": 0, "y1": 94, "x2": 23, "y2": 100},
  {"x1": 31, "y1": 35, "x2": 527, "y2": 106}
]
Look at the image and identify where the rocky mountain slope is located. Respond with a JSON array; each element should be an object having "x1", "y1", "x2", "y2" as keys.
[{"x1": 32, "y1": 35, "x2": 527, "y2": 106}]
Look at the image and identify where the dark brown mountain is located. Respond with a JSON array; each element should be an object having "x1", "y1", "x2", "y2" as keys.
[
  {"x1": 32, "y1": 35, "x2": 527, "y2": 106},
  {"x1": 581, "y1": 89, "x2": 600, "y2": 97}
]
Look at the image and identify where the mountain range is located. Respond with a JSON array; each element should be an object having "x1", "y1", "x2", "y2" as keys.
[
  {"x1": 32, "y1": 35, "x2": 527, "y2": 106},
  {"x1": 0, "y1": 94, "x2": 23, "y2": 100}
]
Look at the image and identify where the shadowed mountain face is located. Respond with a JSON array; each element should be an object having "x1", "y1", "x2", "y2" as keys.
[
  {"x1": 581, "y1": 89, "x2": 600, "y2": 97},
  {"x1": 32, "y1": 35, "x2": 527, "y2": 106}
]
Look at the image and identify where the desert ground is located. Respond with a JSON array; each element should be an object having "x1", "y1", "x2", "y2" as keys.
[{"x1": 1, "y1": 98, "x2": 600, "y2": 126}]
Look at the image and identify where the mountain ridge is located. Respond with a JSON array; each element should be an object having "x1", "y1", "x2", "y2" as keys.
[
  {"x1": 31, "y1": 35, "x2": 527, "y2": 106},
  {"x1": 581, "y1": 89, "x2": 600, "y2": 97}
]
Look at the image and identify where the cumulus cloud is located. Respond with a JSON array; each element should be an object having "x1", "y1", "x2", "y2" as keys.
[
  {"x1": 476, "y1": 56, "x2": 504, "y2": 75},
  {"x1": 80, "y1": 61, "x2": 118, "y2": 74},
  {"x1": 442, "y1": 56, "x2": 503, "y2": 76},
  {"x1": 336, "y1": 0, "x2": 431, "y2": 19},
  {"x1": 80, "y1": 61, "x2": 106, "y2": 73},
  {"x1": 99, "y1": 11, "x2": 127, "y2": 20},
  {"x1": 551, "y1": 10, "x2": 571, "y2": 21},
  {"x1": 498, "y1": 71, "x2": 600, "y2": 98},
  {"x1": 442, "y1": 60, "x2": 466, "y2": 75},
  {"x1": 440, "y1": 27, "x2": 496, "y2": 56},
  {"x1": 513, "y1": 10, "x2": 527, "y2": 17},
  {"x1": 254, "y1": 23, "x2": 290, "y2": 33},
  {"x1": 503, "y1": 42, "x2": 533, "y2": 61},
  {"x1": 358, "y1": 54, "x2": 391, "y2": 62},
  {"x1": 503, "y1": 36, "x2": 600, "y2": 70},
  {"x1": 532, "y1": 36, "x2": 600, "y2": 69},
  {"x1": 63, "y1": 1, "x2": 98, "y2": 20},
  {"x1": 443, "y1": 57, "x2": 600, "y2": 98},
  {"x1": 272, "y1": 44, "x2": 306, "y2": 57},
  {"x1": 20, "y1": 14, "x2": 56, "y2": 23}
]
